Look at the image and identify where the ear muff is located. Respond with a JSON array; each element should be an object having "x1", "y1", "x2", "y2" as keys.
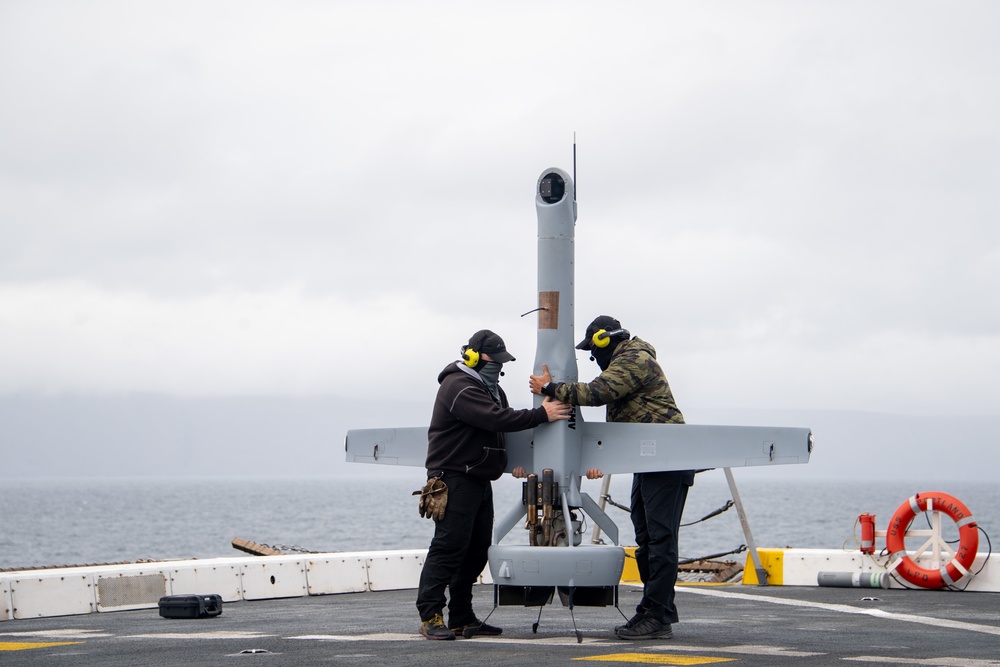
[
  {"x1": 591, "y1": 328, "x2": 629, "y2": 348},
  {"x1": 461, "y1": 345, "x2": 480, "y2": 368},
  {"x1": 591, "y1": 329, "x2": 611, "y2": 348}
]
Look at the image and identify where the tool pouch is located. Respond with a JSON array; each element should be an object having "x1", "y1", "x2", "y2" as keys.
[{"x1": 413, "y1": 476, "x2": 448, "y2": 521}]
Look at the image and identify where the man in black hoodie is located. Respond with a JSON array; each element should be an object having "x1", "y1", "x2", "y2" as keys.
[{"x1": 416, "y1": 329, "x2": 571, "y2": 640}]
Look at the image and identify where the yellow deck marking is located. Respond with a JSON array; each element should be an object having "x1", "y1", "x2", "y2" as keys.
[
  {"x1": 574, "y1": 653, "x2": 736, "y2": 664},
  {"x1": 0, "y1": 641, "x2": 81, "y2": 651}
]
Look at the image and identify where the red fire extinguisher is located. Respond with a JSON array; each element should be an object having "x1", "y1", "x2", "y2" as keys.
[{"x1": 859, "y1": 513, "x2": 876, "y2": 554}]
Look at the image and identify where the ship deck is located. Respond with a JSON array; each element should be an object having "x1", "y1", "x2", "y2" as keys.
[{"x1": 2, "y1": 582, "x2": 999, "y2": 666}]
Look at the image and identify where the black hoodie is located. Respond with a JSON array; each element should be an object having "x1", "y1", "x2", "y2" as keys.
[{"x1": 425, "y1": 362, "x2": 550, "y2": 481}]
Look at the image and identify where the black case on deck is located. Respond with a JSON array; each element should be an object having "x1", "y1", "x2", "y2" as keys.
[{"x1": 158, "y1": 594, "x2": 223, "y2": 619}]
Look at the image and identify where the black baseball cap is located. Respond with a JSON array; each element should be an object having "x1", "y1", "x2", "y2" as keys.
[
  {"x1": 576, "y1": 315, "x2": 623, "y2": 350},
  {"x1": 468, "y1": 329, "x2": 515, "y2": 363}
]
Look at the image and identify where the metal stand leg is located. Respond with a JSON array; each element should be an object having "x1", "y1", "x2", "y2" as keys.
[
  {"x1": 724, "y1": 467, "x2": 768, "y2": 585},
  {"x1": 591, "y1": 475, "x2": 613, "y2": 545}
]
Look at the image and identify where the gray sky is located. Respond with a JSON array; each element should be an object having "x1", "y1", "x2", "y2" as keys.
[{"x1": 2, "y1": 1, "x2": 998, "y2": 420}]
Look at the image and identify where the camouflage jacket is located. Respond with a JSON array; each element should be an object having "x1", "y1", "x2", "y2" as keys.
[{"x1": 551, "y1": 337, "x2": 684, "y2": 424}]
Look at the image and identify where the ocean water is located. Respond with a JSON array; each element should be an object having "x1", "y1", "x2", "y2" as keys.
[{"x1": 2, "y1": 472, "x2": 997, "y2": 571}]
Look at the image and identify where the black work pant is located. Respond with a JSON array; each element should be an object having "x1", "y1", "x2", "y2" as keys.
[
  {"x1": 630, "y1": 469, "x2": 694, "y2": 624},
  {"x1": 415, "y1": 472, "x2": 493, "y2": 626}
]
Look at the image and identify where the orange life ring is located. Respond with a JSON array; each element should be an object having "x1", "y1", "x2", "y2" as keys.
[{"x1": 885, "y1": 491, "x2": 979, "y2": 589}]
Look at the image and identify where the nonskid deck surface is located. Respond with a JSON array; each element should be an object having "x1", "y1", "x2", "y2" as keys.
[{"x1": 2, "y1": 584, "x2": 998, "y2": 667}]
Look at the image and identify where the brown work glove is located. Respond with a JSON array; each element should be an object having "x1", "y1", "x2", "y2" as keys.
[{"x1": 413, "y1": 477, "x2": 448, "y2": 521}]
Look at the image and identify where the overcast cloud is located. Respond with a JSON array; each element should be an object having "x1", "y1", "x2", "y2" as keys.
[{"x1": 2, "y1": 1, "x2": 998, "y2": 422}]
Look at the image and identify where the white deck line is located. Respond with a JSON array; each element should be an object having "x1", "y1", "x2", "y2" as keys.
[{"x1": 678, "y1": 586, "x2": 1000, "y2": 636}]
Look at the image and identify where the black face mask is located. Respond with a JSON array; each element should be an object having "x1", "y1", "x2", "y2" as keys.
[{"x1": 592, "y1": 346, "x2": 615, "y2": 371}]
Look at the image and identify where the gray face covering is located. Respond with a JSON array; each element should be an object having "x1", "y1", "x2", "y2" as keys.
[{"x1": 477, "y1": 361, "x2": 503, "y2": 401}]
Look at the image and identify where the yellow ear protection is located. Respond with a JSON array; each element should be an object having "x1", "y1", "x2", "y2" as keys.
[
  {"x1": 461, "y1": 345, "x2": 480, "y2": 368},
  {"x1": 591, "y1": 328, "x2": 629, "y2": 348}
]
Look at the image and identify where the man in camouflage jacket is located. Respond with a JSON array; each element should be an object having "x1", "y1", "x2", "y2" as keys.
[{"x1": 529, "y1": 315, "x2": 692, "y2": 641}]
